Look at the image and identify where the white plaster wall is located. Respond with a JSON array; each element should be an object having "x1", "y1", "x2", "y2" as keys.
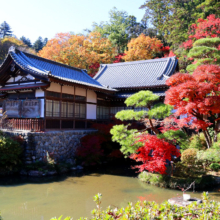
[
  {"x1": 87, "y1": 90, "x2": 97, "y2": 103},
  {"x1": 6, "y1": 77, "x2": 14, "y2": 83},
  {"x1": 35, "y1": 89, "x2": 45, "y2": 97},
  {"x1": 62, "y1": 85, "x2": 74, "y2": 94},
  {"x1": 75, "y1": 87, "x2": 86, "y2": 96},
  {"x1": 86, "y1": 104, "x2": 96, "y2": 119},
  {"x1": 47, "y1": 82, "x2": 61, "y2": 92},
  {"x1": 40, "y1": 99, "x2": 44, "y2": 117}
]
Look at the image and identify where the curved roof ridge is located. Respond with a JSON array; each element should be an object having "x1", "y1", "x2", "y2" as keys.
[
  {"x1": 23, "y1": 51, "x2": 88, "y2": 72},
  {"x1": 103, "y1": 56, "x2": 175, "y2": 67},
  {"x1": 11, "y1": 51, "x2": 49, "y2": 76},
  {"x1": 18, "y1": 50, "x2": 50, "y2": 75}
]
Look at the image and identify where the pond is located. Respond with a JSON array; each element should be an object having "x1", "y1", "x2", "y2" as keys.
[{"x1": 1, "y1": 162, "x2": 220, "y2": 220}]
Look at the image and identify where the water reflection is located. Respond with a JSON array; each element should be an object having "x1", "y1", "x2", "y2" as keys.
[{"x1": 0, "y1": 164, "x2": 220, "y2": 220}]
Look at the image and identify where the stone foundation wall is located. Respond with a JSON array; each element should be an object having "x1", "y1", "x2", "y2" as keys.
[{"x1": 2, "y1": 130, "x2": 94, "y2": 164}]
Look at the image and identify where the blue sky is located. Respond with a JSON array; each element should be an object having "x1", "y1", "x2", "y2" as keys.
[{"x1": 0, "y1": 0, "x2": 146, "y2": 43}]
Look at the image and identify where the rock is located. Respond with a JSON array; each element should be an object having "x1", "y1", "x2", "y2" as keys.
[
  {"x1": 60, "y1": 167, "x2": 68, "y2": 173},
  {"x1": 20, "y1": 170, "x2": 28, "y2": 176},
  {"x1": 168, "y1": 196, "x2": 202, "y2": 207},
  {"x1": 77, "y1": 165, "x2": 84, "y2": 170},
  {"x1": 28, "y1": 170, "x2": 43, "y2": 177},
  {"x1": 47, "y1": 171, "x2": 57, "y2": 176}
]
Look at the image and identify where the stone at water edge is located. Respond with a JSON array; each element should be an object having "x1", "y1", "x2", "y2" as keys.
[
  {"x1": 47, "y1": 171, "x2": 57, "y2": 176},
  {"x1": 20, "y1": 170, "x2": 28, "y2": 176},
  {"x1": 28, "y1": 170, "x2": 43, "y2": 177},
  {"x1": 168, "y1": 196, "x2": 202, "y2": 207},
  {"x1": 76, "y1": 165, "x2": 84, "y2": 170}
]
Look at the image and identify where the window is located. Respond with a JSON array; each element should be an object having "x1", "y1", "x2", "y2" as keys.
[
  {"x1": 97, "y1": 106, "x2": 109, "y2": 119},
  {"x1": 62, "y1": 93, "x2": 74, "y2": 99},
  {"x1": 61, "y1": 101, "x2": 67, "y2": 117},
  {"x1": 75, "y1": 95, "x2": 86, "y2": 101},
  {"x1": 46, "y1": 91, "x2": 60, "y2": 98},
  {"x1": 67, "y1": 102, "x2": 74, "y2": 118},
  {"x1": 61, "y1": 102, "x2": 74, "y2": 118},
  {"x1": 46, "y1": 100, "x2": 60, "y2": 117},
  {"x1": 75, "y1": 103, "x2": 86, "y2": 119}
]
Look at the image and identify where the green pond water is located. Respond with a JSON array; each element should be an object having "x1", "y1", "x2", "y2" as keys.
[{"x1": 1, "y1": 164, "x2": 220, "y2": 220}]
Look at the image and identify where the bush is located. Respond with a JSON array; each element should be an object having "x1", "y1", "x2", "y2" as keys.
[
  {"x1": 76, "y1": 134, "x2": 105, "y2": 165},
  {"x1": 210, "y1": 163, "x2": 220, "y2": 172},
  {"x1": 181, "y1": 148, "x2": 198, "y2": 165},
  {"x1": 51, "y1": 192, "x2": 220, "y2": 220},
  {"x1": 0, "y1": 136, "x2": 23, "y2": 172},
  {"x1": 138, "y1": 171, "x2": 169, "y2": 187},
  {"x1": 197, "y1": 149, "x2": 220, "y2": 168},
  {"x1": 188, "y1": 133, "x2": 206, "y2": 150}
]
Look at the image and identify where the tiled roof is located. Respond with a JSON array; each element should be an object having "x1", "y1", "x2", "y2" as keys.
[
  {"x1": 94, "y1": 57, "x2": 178, "y2": 89},
  {"x1": 6, "y1": 47, "x2": 115, "y2": 92},
  {"x1": 115, "y1": 90, "x2": 166, "y2": 99}
]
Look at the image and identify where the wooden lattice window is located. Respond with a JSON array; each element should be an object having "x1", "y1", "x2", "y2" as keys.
[
  {"x1": 46, "y1": 100, "x2": 60, "y2": 117},
  {"x1": 97, "y1": 106, "x2": 109, "y2": 119},
  {"x1": 75, "y1": 103, "x2": 86, "y2": 119}
]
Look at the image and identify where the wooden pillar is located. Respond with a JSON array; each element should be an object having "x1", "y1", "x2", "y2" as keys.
[
  {"x1": 60, "y1": 84, "x2": 63, "y2": 130},
  {"x1": 85, "y1": 89, "x2": 87, "y2": 129},
  {"x1": 73, "y1": 86, "x2": 75, "y2": 129}
]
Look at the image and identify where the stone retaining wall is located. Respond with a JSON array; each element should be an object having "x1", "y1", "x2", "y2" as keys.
[{"x1": 2, "y1": 130, "x2": 94, "y2": 164}]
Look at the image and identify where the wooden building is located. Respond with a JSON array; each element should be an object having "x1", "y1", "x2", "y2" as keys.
[{"x1": 0, "y1": 47, "x2": 178, "y2": 131}]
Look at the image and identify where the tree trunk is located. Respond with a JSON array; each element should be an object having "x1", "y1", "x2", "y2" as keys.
[
  {"x1": 149, "y1": 119, "x2": 159, "y2": 134},
  {"x1": 203, "y1": 130, "x2": 211, "y2": 148}
]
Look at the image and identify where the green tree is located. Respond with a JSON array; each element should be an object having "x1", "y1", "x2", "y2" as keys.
[
  {"x1": 92, "y1": 7, "x2": 130, "y2": 53},
  {"x1": 140, "y1": 0, "x2": 220, "y2": 50},
  {"x1": 186, "y1": 38, "x2": 220, "y2": 73},
  {"x1": 20, "y1": 36, "x2": 32, "y2": 48},
  {"x1": 0, "y1": 21, "x2": 12, "y2": 38},
  {"x1": 110, "y1": 91, "x2": 173, "y2": 156},
  {"x1": 33, "y1": 36, "x2": 47, "y2": 52}
]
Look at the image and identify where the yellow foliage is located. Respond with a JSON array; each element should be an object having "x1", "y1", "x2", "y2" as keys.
[
  {"x1": 0, "y1": 37, "x2": 36, "y2": 63},
  {"x1": 123, "y1": 34, "x2": 162, "y2": 62},
  {"x1": 38, "y1": 32, "x2": 117, "y2": 76}
]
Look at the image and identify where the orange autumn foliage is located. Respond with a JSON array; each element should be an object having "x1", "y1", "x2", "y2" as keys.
[
  {"x1": 123, "y1": 33, "x2": 162, "y2": 61},
  {"x1": 38, "y1": 32, "x2": 117, "y2": 76}
]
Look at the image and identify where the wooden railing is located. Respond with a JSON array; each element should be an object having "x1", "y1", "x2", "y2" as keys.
[{"x1": 0, "y1": 119, "x2": 45, "y2": 132}]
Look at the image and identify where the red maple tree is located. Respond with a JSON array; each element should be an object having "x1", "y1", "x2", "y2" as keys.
[
  {"x1": 130, "y1": 134, "x2": 180, "y2": 174},
  {"x1": 165, "y1": 64, "x2": 220, "y2": 148},
  {"x1": 182, "y1": 14, "x2": 220, "y2": 49}
]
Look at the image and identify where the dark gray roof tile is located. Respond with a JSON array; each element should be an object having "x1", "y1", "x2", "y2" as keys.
[{"x1": 94, "y1": 57, "x2": 178, "y2": 89}]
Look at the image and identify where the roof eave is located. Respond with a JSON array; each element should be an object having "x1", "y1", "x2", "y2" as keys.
[{"x1": 48, "y1": 76, "x2": 117, "y2": 94}]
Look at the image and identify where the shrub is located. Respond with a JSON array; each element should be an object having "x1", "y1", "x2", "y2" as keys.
[
  {"x1": 197, "y1": 149, "x2": 220, "y2": 168},
  {"x1": 76, "y1": 134, "x2": 105, "y2": 165},
  {"x1": 0, "y1": 136, "x2": 23, "y2": 172},
  {"x1": 51, "y1": 192, "x2": 220, "y2": 220},
  {"x1": 209, "y1": 163, "x2": 220, "y2": 172},
  {"x1": 181, "y1": 148, "x2": 198, "y2": 165},
  {"x1": 188, "y1": 133, "x2": 206, "y2": 150}
]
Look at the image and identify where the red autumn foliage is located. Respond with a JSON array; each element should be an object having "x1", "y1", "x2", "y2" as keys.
[
  {"x1": 130, "y1": 134, "x2": 180, "y2": 175},
  {"x1": 165, "y1": 65, "x2": 220, "y2": 131},
  {"x1": 182, "y1": 14, "x2": 220, "y2": 49},
  {"x1": 76, "y1": 134, "x2": 105, "y2": 165},
  {"x1": 113, "y1": 53, "x2": 126, "y2": 63}
]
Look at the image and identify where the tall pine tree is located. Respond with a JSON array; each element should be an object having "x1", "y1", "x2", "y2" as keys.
[
  {"x1": 0, "y1": 21, "x2": 12, "y2": 38},
  {"x1": 20, "y1": 36, "x2": 32, "y2": 48}
]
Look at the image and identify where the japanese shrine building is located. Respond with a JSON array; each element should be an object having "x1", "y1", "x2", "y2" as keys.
[{"x1": 0, "y1": 47, "x2": 178, "y2": 131}]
